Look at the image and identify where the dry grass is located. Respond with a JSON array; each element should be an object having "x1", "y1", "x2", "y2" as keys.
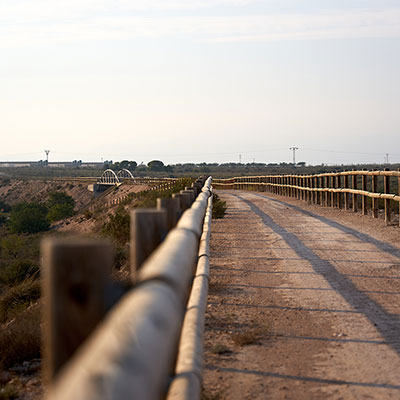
[
  {"x1": 0, "y1": 279, "x2": 40, "y2": 322},
  {"x1": 211, "y1": 343, "x2": 232, "y2": 355},
  {"x1": 0, "y1": 379, "x2": 21, "y2": 400},
  {"x1": 231, "y1": 328, "x2": 263, "y2": 346},
  {"x1": 0, "y1": 304, "x2": 41, "y2": 369}
]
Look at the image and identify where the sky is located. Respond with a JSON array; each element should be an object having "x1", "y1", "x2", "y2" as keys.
[{"x1": 1, "y1": 0, "x2": 400, "y2": 166}]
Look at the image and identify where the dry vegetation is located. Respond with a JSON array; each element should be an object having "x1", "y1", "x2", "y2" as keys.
[{"x1": 0, "y1": 176, "x2": 192, "y2": 399}]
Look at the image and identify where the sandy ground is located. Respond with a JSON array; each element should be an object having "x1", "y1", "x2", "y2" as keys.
[
  {"x1": 0, "y1": 179, "x2": 93, "y2": 210},
  {"x1": 56, "y1": 184, "x2": 149, "y2": 235},
  {"x1": 203, "y1": 190, "x2": 400, "y2": 399}
]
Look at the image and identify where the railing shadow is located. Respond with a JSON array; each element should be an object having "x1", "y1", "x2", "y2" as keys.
[{"x1": 231, "y1": 194, "x2": 400, "y2": 355}]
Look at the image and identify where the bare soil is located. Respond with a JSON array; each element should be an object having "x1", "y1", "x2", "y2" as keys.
[
  {"x1": 0, "y1": 179, "x2": 93, "y2": 210},
  {"x1": 204, "y1": 190, "x2": 400, "y2": 399}
]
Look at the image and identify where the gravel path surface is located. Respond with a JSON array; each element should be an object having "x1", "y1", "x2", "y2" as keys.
[{"x1": 203, "y1": 190, "x2": 400, "y2": 399}]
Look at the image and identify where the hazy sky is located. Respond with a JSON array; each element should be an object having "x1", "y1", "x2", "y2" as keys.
[{"x1": 1, "y1": 0, "x2": 399, "y2": 165}]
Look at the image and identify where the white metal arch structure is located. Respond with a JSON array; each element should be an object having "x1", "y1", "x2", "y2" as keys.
[
  {"x1": 116, "y1": 169, "x2": 135, "y2": 181},
  {"x1": 98, "y1": 169, "x2": 120, "y2": 185}
]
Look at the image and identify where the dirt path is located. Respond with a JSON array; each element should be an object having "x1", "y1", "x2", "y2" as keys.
[{"x1": 203, "y1": 190, "x2": 400, "y2": 399}]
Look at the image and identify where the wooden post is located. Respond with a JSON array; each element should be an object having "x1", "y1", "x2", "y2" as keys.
[
  {"x1": 384, "y1": 168, "x2": 391, "y2": 224},
  {"x1": 362, "y1": 170, "x2": 368, "y2": 215},
  {"x1": 352, "y1": 171, "x2": 358, "y2": 213},
  {"x1": 42, "y1": 238, "x2": 113, "y2": 383},
  {"x1": 318, "y1": 176, "x2": 322, "y2": 204},
  {"x1": 336, "y1": 174, "x2": 341, "y2": 208},
  {"x1": 331, "y1": 175, "x2": 335, "y2": 208},
  {"x1": 173, "y1": 193, "x2": 191, "y2": 212},
  {"x1": 372, "y1": 170, "x2": 378, "y2": 218},
  {"x1": 181, "y1": 189, "x2": 195, "y2": 203},
  {"x1": 398, "y1": 169, "x2": 400, "y2": 227},
  {"x1": 157, "y1": 197, "x2": 181, "y2": 231},
  {"x1": 130, "y1": 209, "x2": 168, "y2": 279},
  {"x1": 337, "y1": 175, "x2": 343, "y2": 209},
  {"x1": 344, "y1": 171, "x2": 349, "y2": 210}
]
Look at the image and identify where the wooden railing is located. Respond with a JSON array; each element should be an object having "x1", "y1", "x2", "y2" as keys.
[
  {"x1": 42, "y1": 176, "x2": 213, "y2": 400},
  {"x1": 89, "y1": 178, "x2": 185, "y2": 211},
  {"x1": 214, "y1": 169, "x2": 400, "y2": 226}
]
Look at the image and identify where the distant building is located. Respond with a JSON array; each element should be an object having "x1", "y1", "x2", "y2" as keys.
[{"x1": 0, "y1": 161, "x2": 106, "y2": 168}]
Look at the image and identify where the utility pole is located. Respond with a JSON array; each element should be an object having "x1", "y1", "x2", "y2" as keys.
[
  {"x1": 239, "y1": 154, "x2": 242, "y2": 164},
  {"x1": 289, "y1": 147, "x2": 298, "y2": 165},
  {"x1": 45, "y1": 150, "x2": 50, "y2": 166},
  {"x1": 385, "y1": 153, "x2": 389, "y2": 164}
]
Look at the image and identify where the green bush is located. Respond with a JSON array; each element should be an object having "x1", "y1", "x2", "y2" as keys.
[
  {"x1": 8, "y1": 202, "x2": 50, "y2": 234},
  {"x1": 1, "y1": 235, "x2": 25, "y2": 259},
  {"x1": 47, "y1": 191, "x2": 75, "y2": 209},
  {"x1": 102, "y1": 206, "x2": 130, "y2": 245},
  {"x1": 0, "y1": 259, "x2": 39, "y2": 285},
  {"x1": 212, "y1": 194, "x2": 227, "y2": 219},
  {"x1": 46, "y1": 191, "x2": 75, "y2": 222},
  {"x1": 47, "y1": 203, "x2": 74, "y2": 222},
  {"x1": 0, "y1": 200, "x2": 11, "y2": 213},
  {"x1": 0, "y1": 213, "x2": 7, "y2": 227},
  {"x1": 0, "y1": 279, "x2": 40, "y2": 322},
  {"x1": 0, "y1": 304, "x2": 41, "y2": 369}
]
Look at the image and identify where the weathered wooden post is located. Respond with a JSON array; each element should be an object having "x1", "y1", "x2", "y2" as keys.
[
  {"x1": 344, "y1": 171, "x2": 349, "y2": 210},
  {"x1": 337, "y1": 174, "x2": 342, "y2": 209},
  {"x1": 398, "y1": 169, "x2": 400, "y2": 227},
  {"x1": 362, "y1": 170, "x2": 368, "y2": 215},
  {"x1": 372, "y1": 170, "x2": 378, "y2": 218},
  {"x1": 310, "y1": 176, "x2": 314, "y2": 204},
  {"x1": 157, "y1": 197, "x2": 181, "y2": 231},
  {"x1": 384, "y1": 168, "x2": 391, "y2": 224},
  {"x1": 173, "y1": 193, "x2": 191, "y2": 212},
  {"x1": 316, "y1": 176, "x2": 320, "y2": 205},
  {"x1": 42, "y1": 238, "x2": 113, "y2": 384},
  {"x1": 130, "y1": 209, "x2": 168, "y2": 280},
  {"x1": 330, "y1": 175, "x2": 335, "y2": 208},
  {"x1": 352, "y1": 170, "x2": 358, "y2": 213}
]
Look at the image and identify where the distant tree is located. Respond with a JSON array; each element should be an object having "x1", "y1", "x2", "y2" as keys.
[
  {"x1": 47, "y1": 191, "x2": 75, "y2": 209},
  {"x1": 147, "y1": 160, "x2": 165, "y2": 171},
  {"x1": 9, "y1": 202, "x2": 50, "y2": 234},
  {"x1": 128, "y1": 161, "x2": 137, "y2": 171},
  {"x1": 47, "y1": 203, "x2": 74, "y2": 222},
  {"x1": 297, "y1": 161, "x2": 306, "y2": 167},
  {"x1": 46, "y1": 192, "x2": 75, "y2": 222},
  {"x1": 102, "y1": 206, "x2": 130, "y2": 245}
]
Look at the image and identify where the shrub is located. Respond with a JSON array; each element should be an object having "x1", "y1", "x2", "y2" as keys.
[
  {"x1": 46, "y1": 191, "x2": 75, "y2": 222},
  {"x1": 102, "y1": 206, "x2": 130, "y2": 245},
  {"x1": 0, "y1": 259, "x2": 39, "y2": 285},
  {"x1": 0, "y1": 304, "x2": 41, "y2": 369},
  {"x1": 0, "y1": 200, "x2": 11, "y2": 213},
  {"x1": 0, "y1": 213, "x2": 7, "y2": 227},
  {"x1": 84, "y1": 209, "x2": 93, "y2": 219},
  {"x1": 0, "y1": 279, "x2": 41, "y2": 322},
  {"x1": 212, "y1": 194, "x2": 227, "y2": 219},
  {"x1": 47, "y1": 203, "x2": 74, "y2": 222},
  {"x1": 1, "y1": 235, "x2": 25, "y2": 259},
  {"x1": 8, "y1": 202, "x2": 50, "y2": 234}
]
